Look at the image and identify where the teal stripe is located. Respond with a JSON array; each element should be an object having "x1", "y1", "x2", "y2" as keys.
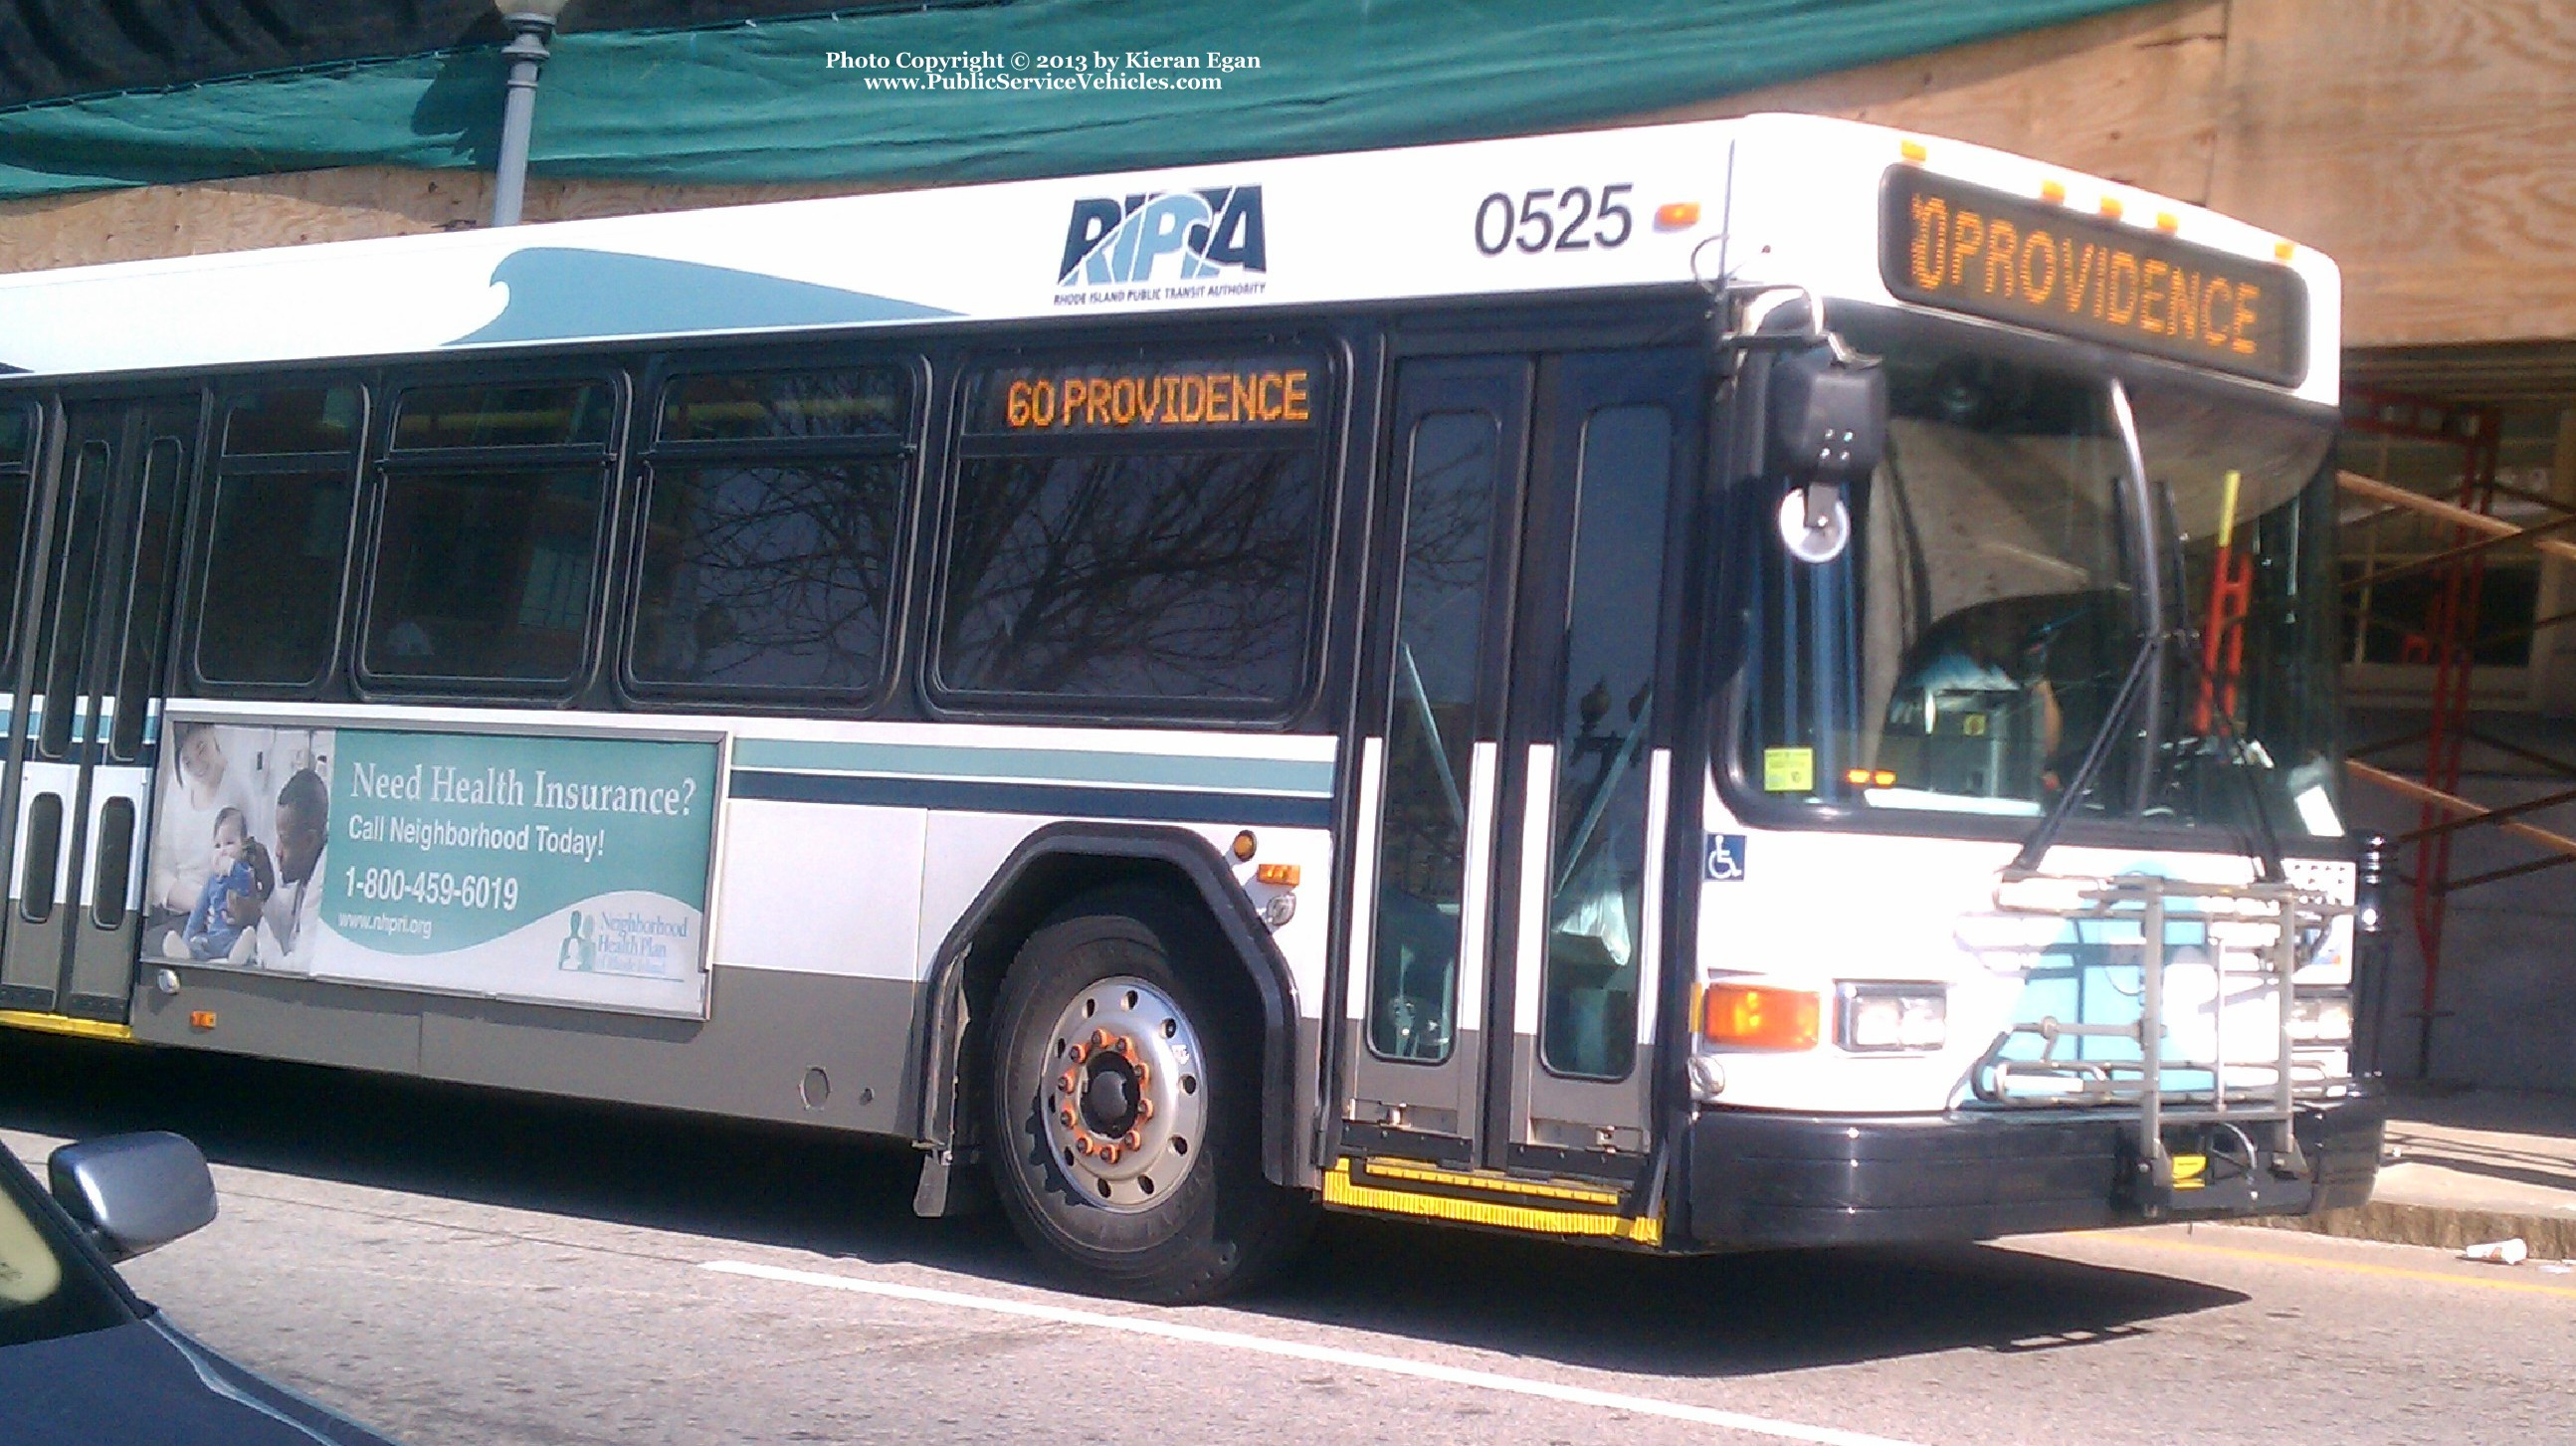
[{"x1": 731, "y1": 738, "x2": 1333, "y2": 797}]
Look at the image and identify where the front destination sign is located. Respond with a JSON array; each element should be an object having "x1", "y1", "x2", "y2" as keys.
[{"x1": 1880, "y1": 168, "x2": 2307, "y2": 386}]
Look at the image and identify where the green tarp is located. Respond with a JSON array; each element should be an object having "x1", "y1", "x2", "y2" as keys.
[{"x1": 0, "y1": 1, "x2": 2162, "y2": 203}]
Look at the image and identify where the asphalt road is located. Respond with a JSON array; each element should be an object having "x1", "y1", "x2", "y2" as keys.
[{"x1": 4, "y1": 1030, "x2": 2570, "y2": 1446}]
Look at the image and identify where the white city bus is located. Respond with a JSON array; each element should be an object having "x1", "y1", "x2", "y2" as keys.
[{"x1": 0, "y1": 114, "x2": 2381, "y2": 1300}]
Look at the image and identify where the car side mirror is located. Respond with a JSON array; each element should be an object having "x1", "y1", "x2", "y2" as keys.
[
  {"x1": 48, "y1": 1132, "x2": 219, "y2": 1263},
  {"x1": 1767, "y1": 341, "x2": 1885, "y2": 564}
]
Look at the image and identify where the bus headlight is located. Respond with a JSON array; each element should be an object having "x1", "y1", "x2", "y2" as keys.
[
  {"x1": 1839, "y1": 985, "x2": 1947, "y2": 1052},
  {"x1": 2289, "y1": 992, "x2": 2354, "y2": 1045}
]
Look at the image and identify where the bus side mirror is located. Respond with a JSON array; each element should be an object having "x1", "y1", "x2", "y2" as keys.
[{"x1": 1768, "y1": 342, "x2": 1885, "y2": 564}]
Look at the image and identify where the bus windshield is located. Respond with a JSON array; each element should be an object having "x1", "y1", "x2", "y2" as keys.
[
  {"x1": 2134, "y1": 381, "x2": 2342, "y2": 838},
  {"x1": 1737, "y1": 313, "x2": 2340, "y2": 839}
]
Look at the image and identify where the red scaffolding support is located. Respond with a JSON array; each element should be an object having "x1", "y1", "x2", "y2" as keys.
[{"x1": 2340, "y1": 388, "x2": 2500, "y2": 1073}]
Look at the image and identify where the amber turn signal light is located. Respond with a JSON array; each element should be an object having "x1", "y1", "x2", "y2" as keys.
[{"x1": 1700, "y1": 985, "x2": 1819, "y2": 1051}]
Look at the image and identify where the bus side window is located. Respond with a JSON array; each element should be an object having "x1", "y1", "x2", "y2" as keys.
[
  {"x1": 0, "y1": 400, "x2": 34, "y2": 676},
  {"x1": 629, "y1": 365, "x2": 915, "y2": 699},
  {"x1": 933, "y1": 352, "x2": 1331, "y2": 714},
  {"x1": 196, "y1": 384, "x2": 365, "y2": 691},
  {"x1": 362, "y1": 380, "x2": 614, "y2": 688}
]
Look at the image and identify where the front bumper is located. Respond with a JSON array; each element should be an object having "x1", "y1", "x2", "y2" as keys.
[{"x1": 1680, "y1": 1089, "x2": 2384, "y2": 1249}]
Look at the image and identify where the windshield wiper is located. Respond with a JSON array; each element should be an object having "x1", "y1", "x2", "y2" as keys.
[
  {"x1": 2004, "y1": 623, "x2": 2286, "y2": 883},
  {"x1": 2008, "y1": 377, "x2": 2287, "y2": 883}
]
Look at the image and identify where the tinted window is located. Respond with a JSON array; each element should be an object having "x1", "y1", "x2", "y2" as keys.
[
  {"x1": 1537, "y1": 404, "x2": 1673, "y2": 1082},
  {"x1": 634, "y1": 460, "x2": 906, "y2": 692},
  {"x1": 660, "y1": 369, "x2": 906, "y2": 442},
  {"x1": 939, "y1": 454, "x2": 1322, "y2": 704},
  {"x1": 196, "y1": 383, "x2": 364, "y2": 689},
  {"x1": 223, "y1": 386, "x2": 362, "y2": 455},
  {"x1": 1367, "y1": 409, "x2": 1505, "y2": 1064},
  {"x1": 394, "y1": 382, "x2": 611, "y2": 449},
  {"x1": 631, "y1": 365, "x2": 916, "y2": 698},
  {"x1": 366, "y1": 468, "x2": 602, "y2": 682},
  {"x1": 197, "y1": 472, "x2": 354, "y2": 686},
  {"x1": 935, "y1": 353, "x2": 1329, "y2": 709},
  {"x1": 0, "y1": 403, "x2": 35, "y2": 672},
  {"x1": 108, "y1": 437, "x2": 186, "y2": 758},
  {"x1": 41, "y1": 442, "x2": 109, "y2": 755}
]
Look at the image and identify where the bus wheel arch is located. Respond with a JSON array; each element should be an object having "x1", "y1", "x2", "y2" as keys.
[{"x1": 910, "y1": 824, "x2": 1302, "y2": 1207}]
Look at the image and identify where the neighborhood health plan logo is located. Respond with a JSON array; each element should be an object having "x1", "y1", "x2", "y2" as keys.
[{"x1": 1055, "y1": 186, "x2": 1268, "y2": 305}]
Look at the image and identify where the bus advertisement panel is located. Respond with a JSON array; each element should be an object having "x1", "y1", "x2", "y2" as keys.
[{"x1": 145, "y1": 722, "x2": 718, "y2": 1018}]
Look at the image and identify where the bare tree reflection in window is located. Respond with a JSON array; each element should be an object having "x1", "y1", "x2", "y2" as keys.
[
  {"x1": 941, "y1": 448, "x2": 1322, "y2": 704},
  {"x1": 1369, "y1": 410, "x2": 1502, "y2": 1061},
  {"x1": 637, "y1": 368, "x2": 912, "y2": 693},
  {"x1": 637, "y1": 459, "x2": 904, "y2": 691}
]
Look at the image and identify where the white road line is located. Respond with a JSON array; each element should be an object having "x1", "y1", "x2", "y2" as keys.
[{"x1": 702, "y1": 1259, "x2": 1931, "y2": 1446}]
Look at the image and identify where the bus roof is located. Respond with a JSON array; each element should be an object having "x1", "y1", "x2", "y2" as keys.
[{"x1": 0, "y1": 113, "x2": 2337, "y2": 405}]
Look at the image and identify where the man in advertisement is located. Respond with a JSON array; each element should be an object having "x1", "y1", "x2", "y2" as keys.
[{"x1": 255, "y1": 767, "x2": 328, "y2": 972}]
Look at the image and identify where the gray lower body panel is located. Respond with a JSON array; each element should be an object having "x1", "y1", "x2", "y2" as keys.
[{"x1": 129, "y1": 964, "x2": 921, "y2": 1136}]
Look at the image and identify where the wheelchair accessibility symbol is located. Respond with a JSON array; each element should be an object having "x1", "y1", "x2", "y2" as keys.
[{"x1": 1703, "y1": 833, "x2": 1747, "y2": 882}]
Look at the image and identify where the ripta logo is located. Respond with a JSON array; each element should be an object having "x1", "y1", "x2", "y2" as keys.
[{"x1": 1058, "y1": 186, "x2": 1267, "y2": 289}]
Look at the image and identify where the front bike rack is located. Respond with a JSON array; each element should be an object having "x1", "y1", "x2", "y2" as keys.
[{"x1": 1978, "y1": 872, "x2": 2346, "y2": 1195}]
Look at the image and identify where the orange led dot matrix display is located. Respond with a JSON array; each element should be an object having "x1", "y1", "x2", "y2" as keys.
[
  {"x1": 982, "y1": 359, "x2": 1317, "y2": 434},
  {"x1": 1880, "y1": 169, "x2": 2306, "y2": 386}
]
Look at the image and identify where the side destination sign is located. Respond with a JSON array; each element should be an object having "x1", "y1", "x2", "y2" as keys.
[
  {"x1": 1880, "y1": 168, "x2": 2307, "y2": 386},
  {"x1": 146, "y1": 723, "x2": 718, "y2": 1018},
  {"x1": 976, "y1": 354, "x2": 1319, "y2": 435}
]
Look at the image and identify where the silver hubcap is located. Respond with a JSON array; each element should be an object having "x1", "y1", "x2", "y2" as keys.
[{"x1": 1039, "y1": 976, "x2": 1207, "y2": 1212}]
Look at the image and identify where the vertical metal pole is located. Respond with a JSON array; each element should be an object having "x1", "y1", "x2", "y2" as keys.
[
  {"x1": 2211, "y1": 902, "x2": 2227, "y2": 1118},
  {"x1": 2139, "y1": 881, "x2": 2166, "y2": 1192},
  {"x1": 491, "y1": 19, "x2": 554, "y2": 228},
  {"x1": 2274, "y1": 892, "x2": 2295, "y2": 1127}
]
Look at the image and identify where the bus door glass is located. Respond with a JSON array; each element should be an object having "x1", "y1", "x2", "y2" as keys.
[
  {"x1": 1342, "y1": 347, "x2": 1699, "y2": 1183},
  {"x1": 0, "y1": 396, "x2": 195, "y2": 1022}
]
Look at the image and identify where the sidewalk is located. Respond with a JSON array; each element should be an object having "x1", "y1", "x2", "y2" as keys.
[{"x1": 2260, "y1": 1086, "x2": 2576, "y2": 1260}]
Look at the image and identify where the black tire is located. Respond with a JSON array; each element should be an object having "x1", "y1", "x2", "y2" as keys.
[{"x1": 985, "y1": 888, "x2": 1304, "y2": 1303}]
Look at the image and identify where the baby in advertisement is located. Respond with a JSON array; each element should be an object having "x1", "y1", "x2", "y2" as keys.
[{"x1": 164, "y1": 806, "x2": 275, "y2": 964}]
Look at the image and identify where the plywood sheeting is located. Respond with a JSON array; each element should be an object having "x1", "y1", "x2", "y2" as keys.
[
  {"x1": 0, "y1": 168, "x2": 870, "y2": 276},
  {"x1": 1650, "y1": 0, "x2": 2228, "y2": 204},
  {"x1": 2208, "y1": 0, "x2": 2576, "y2": 347}
]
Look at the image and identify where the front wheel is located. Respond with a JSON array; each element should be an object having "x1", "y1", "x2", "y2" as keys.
[{"x1": 985, "y1": 893, "x2": 1301, "y2": 1302}]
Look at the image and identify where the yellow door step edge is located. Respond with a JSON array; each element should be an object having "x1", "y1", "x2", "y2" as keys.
[
  {"x1": 1358, "y1": 1156, "x2": 1626, "y2": 1206},
  {"x1": 1324, "y1": 1161, "x2": 1662, "y2": 1246},
  {"x1": 0, "y1": 1010, "x2": 135, "y2": 1043}
]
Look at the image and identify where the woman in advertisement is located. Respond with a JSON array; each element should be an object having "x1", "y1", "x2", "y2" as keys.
[{"x1": 147, "y1": 722, "x2": 256, "y2": 924}]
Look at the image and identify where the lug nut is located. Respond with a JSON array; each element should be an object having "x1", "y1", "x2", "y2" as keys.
[
  {"x1": 1136, "y1": 1100, "x2": 1155, "y2": 1121},
  {"x1": 1068, "y1": 1042, "x2": 1090, "y2": 1063},
  {"x1": 1057, "y1": 1069, "x2": 1079, "y2": 1095},
  {"x1": 1097, "y1": 1144, "x2": 1120, "y2": 1165},
  {"x1": 1090, "y1": 1028, "x2": 1112, "y2": 1051},
  {"x1": 1121, "y1": 1131, "x2": 1142, "y2": 1149},
  {"x1": 1075, "y1": 1136, "x2": 1095, "y2": 1156},
  {"x1": 1059, "y1": 1108, "x2": 1078, "y2": 1128}
]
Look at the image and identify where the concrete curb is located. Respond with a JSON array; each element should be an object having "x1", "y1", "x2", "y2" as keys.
[{"x1": 2257, "y1": 1201, "x2": 2576, "y2": 1260}]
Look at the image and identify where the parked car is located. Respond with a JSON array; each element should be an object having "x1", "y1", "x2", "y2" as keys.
[{"x1": 0, "y1": 1131, "x2": 403, "y2": 1444}]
